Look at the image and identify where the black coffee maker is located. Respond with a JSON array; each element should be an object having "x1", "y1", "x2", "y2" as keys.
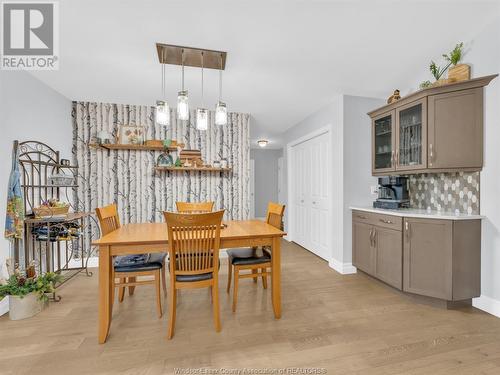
[{"x1": 373, "y1": 176, "x2": 410, "y2": 209}]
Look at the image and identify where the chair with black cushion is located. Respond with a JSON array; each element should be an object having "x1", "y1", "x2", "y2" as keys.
[
  {"x1": 96, "y1": 204, "x2": 167, "y2": 318},
  {"x1": 176, "y1": 201, "x2": 214, "y2": 213},
  {"x1": 226, "y1": 202, "x2": 285, "y2": 312},
  {"x1": 163, "y1": 210, "x2": 225, "y2": 339}
]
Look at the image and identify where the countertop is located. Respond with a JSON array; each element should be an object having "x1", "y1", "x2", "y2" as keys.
[{"x1": 350, "y1": 206, "x2": 484, "y2": 220}]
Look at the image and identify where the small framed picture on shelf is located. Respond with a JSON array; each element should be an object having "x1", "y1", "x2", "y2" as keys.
[{"x1": 118, "y1": 125, "x2": 145, "y2": 145}]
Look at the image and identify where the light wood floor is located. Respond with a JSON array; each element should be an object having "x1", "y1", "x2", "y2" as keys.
[{"x1": 2, "y1": 240, "x2": 500, "y2": 374}]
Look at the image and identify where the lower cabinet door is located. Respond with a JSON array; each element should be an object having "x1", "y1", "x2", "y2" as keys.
[
  {"x1": 352, "y1": 222, "x2": 374, "y2": 275},
  {"x1": 403, "y1": 218, "x2": 453, "y2": 299},
  {"x1": 374, "y1": 227, "x2": 403, "y2": 290}
]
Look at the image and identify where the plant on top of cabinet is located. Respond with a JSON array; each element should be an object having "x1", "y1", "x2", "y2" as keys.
[
  {"x1": 421, "y1": 42, "x2": 466, "y2": 88},
  {"x1": 444, "y1": 43, "x2": 470, "y2": 83}
]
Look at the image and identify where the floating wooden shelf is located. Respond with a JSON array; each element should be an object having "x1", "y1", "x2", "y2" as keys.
[
  {"x1": 90, "y1": 143, "x2": 178, "y2": 152},
  {"x1": 155, "y1": 166, "x2": 232, "y2": 172}
]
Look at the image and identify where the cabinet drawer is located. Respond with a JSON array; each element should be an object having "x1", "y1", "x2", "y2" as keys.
[{"x1": 352, "y1": 210, "x2": 402, "y2": 231}]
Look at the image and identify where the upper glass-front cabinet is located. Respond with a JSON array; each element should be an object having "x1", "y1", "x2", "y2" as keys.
[
  {"x1": 396, "y1": 99, "x2": 427, "y2": 171},
  {"x1": 372, "y1": 110, "x2": 395, "y2": 173}
]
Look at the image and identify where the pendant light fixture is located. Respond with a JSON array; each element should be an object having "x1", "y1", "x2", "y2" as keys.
[
  {"x1": 177, "y1": 49, "x2": 189, "y2": 121},
  {"x1": 156, "y1": 49, "x2": 170, "y2": 126},
  {"x1": 196, "y1": 51, "x2": 208, "y2": 131},
  {"x1": 215, "y1": 53, "x2": 228, "y2": 126}
]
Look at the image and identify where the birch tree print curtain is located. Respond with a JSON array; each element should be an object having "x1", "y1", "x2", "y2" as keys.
[{"x1": 72, "y1": 102, "x2": 250, "y2": 224}]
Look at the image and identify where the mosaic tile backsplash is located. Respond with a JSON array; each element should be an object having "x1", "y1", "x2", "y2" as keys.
[{"x1": 408, "y1": 172, "x2": 480, "y2": 215}]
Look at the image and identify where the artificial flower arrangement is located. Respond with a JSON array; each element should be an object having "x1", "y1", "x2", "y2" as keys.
[{"x1": 0, "y1": 266, "x2": 62, "y2": 302}]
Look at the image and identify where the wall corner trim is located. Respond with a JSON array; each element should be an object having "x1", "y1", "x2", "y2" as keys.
[
  {"x1": 473, "y1": 295, "x2": 500, "y2": 318},
  {"x1": 329, "y1": 258, "x2": 357, "y2": 275},
  {"x1": 0, "y1": 296, "x2": 9, "y2": 316}
]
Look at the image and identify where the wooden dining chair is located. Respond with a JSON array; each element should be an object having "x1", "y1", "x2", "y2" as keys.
[
  {"x1": 176, "y1": 201, "x2": 214, "y2": 213},
  {"x1": 96, "y1": 204, "x2": 167, "y2": 318},
  {"x1": 163, "y1": 210, "x2": 225, "y2": 339},
  {"x1": 226, "y1": 202, "x2": 285, "y2": 312}
]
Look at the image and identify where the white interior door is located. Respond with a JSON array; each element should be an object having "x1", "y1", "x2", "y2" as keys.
[
  {"x1": 290, "y1": 130, "x2": 330, "y2": 260},
  {"x1": 250, "y1": 159, "x2": 255, "y2": 218},
  {"x1": 309, "y1": 132, "x2": 330, "y2": 260}
]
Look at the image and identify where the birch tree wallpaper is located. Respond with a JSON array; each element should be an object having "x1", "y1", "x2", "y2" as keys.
[{"x1": 71, "y1": 102, "x2": 250, "y2": 224}]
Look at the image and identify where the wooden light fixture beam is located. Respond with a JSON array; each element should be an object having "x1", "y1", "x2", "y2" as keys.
[{"x1": 156, "y1": 43, "x2": 227, "y2": 70}]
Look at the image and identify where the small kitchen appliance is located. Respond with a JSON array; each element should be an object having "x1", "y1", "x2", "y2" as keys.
[{"x1": 373, "y1": 176, "x2": 410, "y2": 209}]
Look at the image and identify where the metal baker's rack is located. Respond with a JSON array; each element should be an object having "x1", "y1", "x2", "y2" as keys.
[{"x1": 14, "y1": 140, "x2": 99, "y2": 295}]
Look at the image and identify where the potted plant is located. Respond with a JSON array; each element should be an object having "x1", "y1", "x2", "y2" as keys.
[
  {"x1": 444, "y1": 42, "x2": 470, "y2": 82},
  {"x1": 429, "y1": 60, "x2": 450, "y2": 86},
  {"x1": 0, "y1": 271, "x2": 62, "y2": 320}
]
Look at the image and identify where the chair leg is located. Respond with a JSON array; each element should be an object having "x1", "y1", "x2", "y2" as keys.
[
  {"x1": 262, "y1": 267, "x2": 268, "y2": 289},
  {"x1": 232, "y1": 267, "x2": 239, "y2": 312},
  {"x1": 118, "y1": 277, "x2": 126, "y2": 302},
  {"x1": 252, "y1": 269, "x2": 258, "y2": 283},
  {"x1": 167, "y1": 283, "x2": 177, "y2": 339},
  {"x1": 161, "y1": 260, "x2": 167, "y2": 296},
  {"x1": 212, "y1": 281, "x2": 221, "y2": 332},
  {"x1": 128, "y1": 276, "x2": 136, "y2": 296},
  {"x1": 226, "y1": 261, "x2": 232, "y2": 293},
  {"x1": 154, "y1": 270, "x2": 162, "y2": 319}
]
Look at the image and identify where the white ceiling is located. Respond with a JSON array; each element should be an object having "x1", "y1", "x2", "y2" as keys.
[{"x1": 31, "y1": 0, "x2": 499, "y2": 149}]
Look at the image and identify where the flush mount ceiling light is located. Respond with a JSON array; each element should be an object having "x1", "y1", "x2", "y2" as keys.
[
  {"x1": 177, "y1": 49, "x2": 189, "y2": 121},
  {"x1": 155, "y1": 49, "x2": 170, "y2": 126},
  {"x1": 215, "y1": 53, "x2": 227, "y2": 126},
  {"x1": 196, "y1": 52, "x2": 208, "y2": 131},
  {"x1": 257, "y1": 140, "x2": 269, "y2": 148}
]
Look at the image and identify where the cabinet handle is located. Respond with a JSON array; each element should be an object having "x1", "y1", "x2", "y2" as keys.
[
  {"x1": 379, "y1": 219, "x2": 393, "y2": 224},
  {"x1": 391, "y1": 150, "x2": 395, "y2": 166},
  {"x1": 357, "y1": 215, "x2": 367, "y2": 220},
  {"x1": 369, "y1": 228, "x2": 374, "y2": 246},
  {"x1": 405, "y1": 221, "x2": 410, "y2": 240},
  {"x1": 372, "y1": 229, "x2": 376, "y2": 247},
  {"x1": 429, "y1": 143, "x2": 434, "y2": 165}
]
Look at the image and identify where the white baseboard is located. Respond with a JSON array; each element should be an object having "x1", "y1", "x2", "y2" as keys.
[
  {"x1": 0, "y1": 297, "x2": 8, "y2": 316},
  {"x1": 473, "y1": 295, "x2": 500, "y2": 318},
  {"x1": 329, "y1": 258, "x2": 357, "y2": 275}
]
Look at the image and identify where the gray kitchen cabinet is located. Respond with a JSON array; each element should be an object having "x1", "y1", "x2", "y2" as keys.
[
  {"x1": 428, "y1": 88, "x2": 483, "y2": 170},
  {"x1": 374, "y1": 226, "x2": 403, "y2": 289},
  {"x1": 352, "y1": 221, "x2": 374, "y2": 275},
  {"x1": 352, "y1": 210, "x2": 481, "y2": 303},
  {"x1": 352, "y1": 211, "x2": 403, "y2": 289},
  {"x1": 403, "y1": 217, "x2": 481, "y2": 301},
  {"x1": 368, "y1": 75, "x2": 497, "y2": 176}
]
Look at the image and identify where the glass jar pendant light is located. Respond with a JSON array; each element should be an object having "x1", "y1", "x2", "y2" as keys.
[
  {"x1": 215, "y1": 53, "x2": 227, "y2": 126},
  {"x1": 196, "y1": 52, "x2": 208, "y2": 131},
  {"x1": 156, "y1": 50, "x2": 170, "y2": 126},
  {"x1": 177, "y1": 49, "x2": 189, "y2": 121}
]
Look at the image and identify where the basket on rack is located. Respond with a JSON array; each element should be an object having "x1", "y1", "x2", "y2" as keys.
[{"x1": 33, "y1": 205, "x2": 69, "y2": 218}]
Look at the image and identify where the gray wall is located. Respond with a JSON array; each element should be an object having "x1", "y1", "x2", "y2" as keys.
[
  {"x1": 250, "y1": 149, "x2": 282, "y2": 218},
  {"x1": 342, "y1": 95, "x2": 385, "y2": 263},
  {"x1": 0, "y1": 71, "x2": 72, "y2": 280},
  {"x1": 281, "y1": 95, "x2": 384, "y2": 267}
]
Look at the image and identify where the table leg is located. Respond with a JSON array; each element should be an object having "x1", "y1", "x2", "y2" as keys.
[
  {"x1": 98, "y1": 245, "x2": 112, "y2": 343},
  {"x1": 271, "y1": 237, "x2": 282, "y2": 319}
]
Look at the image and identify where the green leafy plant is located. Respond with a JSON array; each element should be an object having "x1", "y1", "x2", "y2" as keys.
[
  {"x1": 419, "y1": 80, "x2": 433, "y2": 89},
  {"x1": 443, "y1": 42, "x2": 464, "y2": 66},
  {"x1": 429, "y1": 61, "x2": 450, "y2": 81},
  {"x1": 0, "y1": 272, "x2": 62, "y2": 301}
]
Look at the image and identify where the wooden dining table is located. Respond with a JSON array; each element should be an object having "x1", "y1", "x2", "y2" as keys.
[{"x1": 92, "y1": 219, "x2": 287, "y2": 343}]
